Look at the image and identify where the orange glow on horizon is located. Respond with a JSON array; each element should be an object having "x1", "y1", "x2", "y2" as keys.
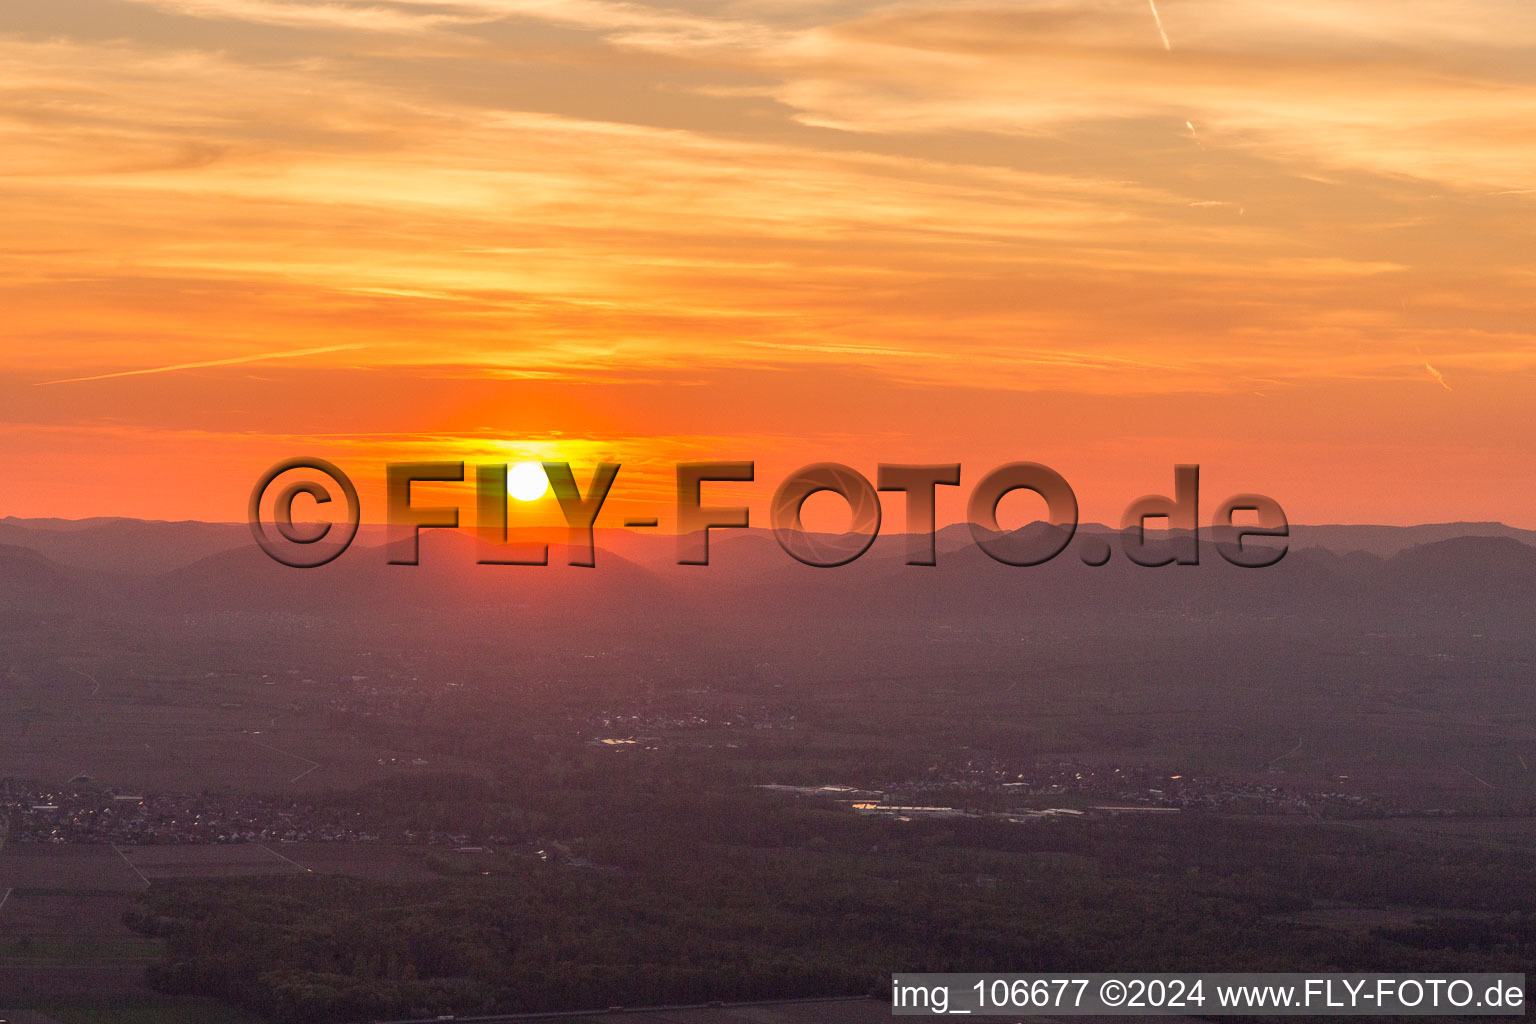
[{"x1": 2, "y1": 0, "x2": 1533, "y2": 527}]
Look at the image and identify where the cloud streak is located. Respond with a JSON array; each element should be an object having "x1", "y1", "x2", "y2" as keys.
[
  {"x1": 1148, "y1": 0, "x2": 1173, "y2": 50},
  {"x1": 37, "y1": 345, "x2": 366, "y2": 386}
]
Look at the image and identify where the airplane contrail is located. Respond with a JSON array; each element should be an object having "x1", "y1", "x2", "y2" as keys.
[
  {"x1": 1424, "y1": 360, "x2": 1452, "y2": 391},
  {"x1": 1148, "y1": 0, "x2": 1172, "y2": 50},
  {"x1": 1413, "y1": 346, "x2": 1452, "y2": 392},
  {"x1": 37, "y1": 344, "x2": 365, "y2": 385}
]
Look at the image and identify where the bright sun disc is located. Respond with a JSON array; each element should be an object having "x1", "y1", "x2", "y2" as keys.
[{"x1": 507, "y1": 462, "x2": 548, "y2": 501}]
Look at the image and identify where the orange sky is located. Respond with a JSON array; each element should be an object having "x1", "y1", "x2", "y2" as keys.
[{"x1": 2, "y1": 0, "x2": 1533, "y2": 527}]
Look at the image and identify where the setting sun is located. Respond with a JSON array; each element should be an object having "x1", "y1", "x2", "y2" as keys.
[{"x1": 507, "y1": 462, "x2": 549, "y2": 502}]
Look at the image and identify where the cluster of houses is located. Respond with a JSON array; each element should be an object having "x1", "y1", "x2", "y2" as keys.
[{"x1": 1, "y1": 781, "x2": 482, "y2": 846}]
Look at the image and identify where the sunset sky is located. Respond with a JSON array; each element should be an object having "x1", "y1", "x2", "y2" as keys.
[{"x1": 3, "y1": 0, "x2": 1534, "y2": 528}]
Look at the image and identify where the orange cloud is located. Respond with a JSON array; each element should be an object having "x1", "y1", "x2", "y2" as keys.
[{"x1": 0, "y1": 0, "x2": 1532, "y2": 522}]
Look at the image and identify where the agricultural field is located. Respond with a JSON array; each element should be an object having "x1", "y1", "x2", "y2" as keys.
[
  {"x1": 0, "y1": 844, "x2": 146, "y2": 892},
  {"x1": 0, "y1": 828, "x2": 444, "y2": 1020},
  {"x1": 0, "y1": 888, "x2": 159, "y2": 1009},
  {"x1": 117, "y1": 842, "x2": 441, "y2": 882}
]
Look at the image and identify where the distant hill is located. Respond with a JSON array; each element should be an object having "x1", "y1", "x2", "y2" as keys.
[
  {"x1": 1286, "y1": 522, "x2": 1536, "y2": 557},
  {"x1": 0, "y1": 516, "x2": 251, "y2": 573},
  {"x1": 1380, "y1": 535, "x2": 1536, "y2": 622},
  {"x1": 0, "y1": 517, "x2": 1532, "y2": 633},
  {"x1": 0, "y1": 542, "x2": 102, "y2": 614},
  {"x1": 152, "y1": 527, "x2": 667, "y2": 622}
]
